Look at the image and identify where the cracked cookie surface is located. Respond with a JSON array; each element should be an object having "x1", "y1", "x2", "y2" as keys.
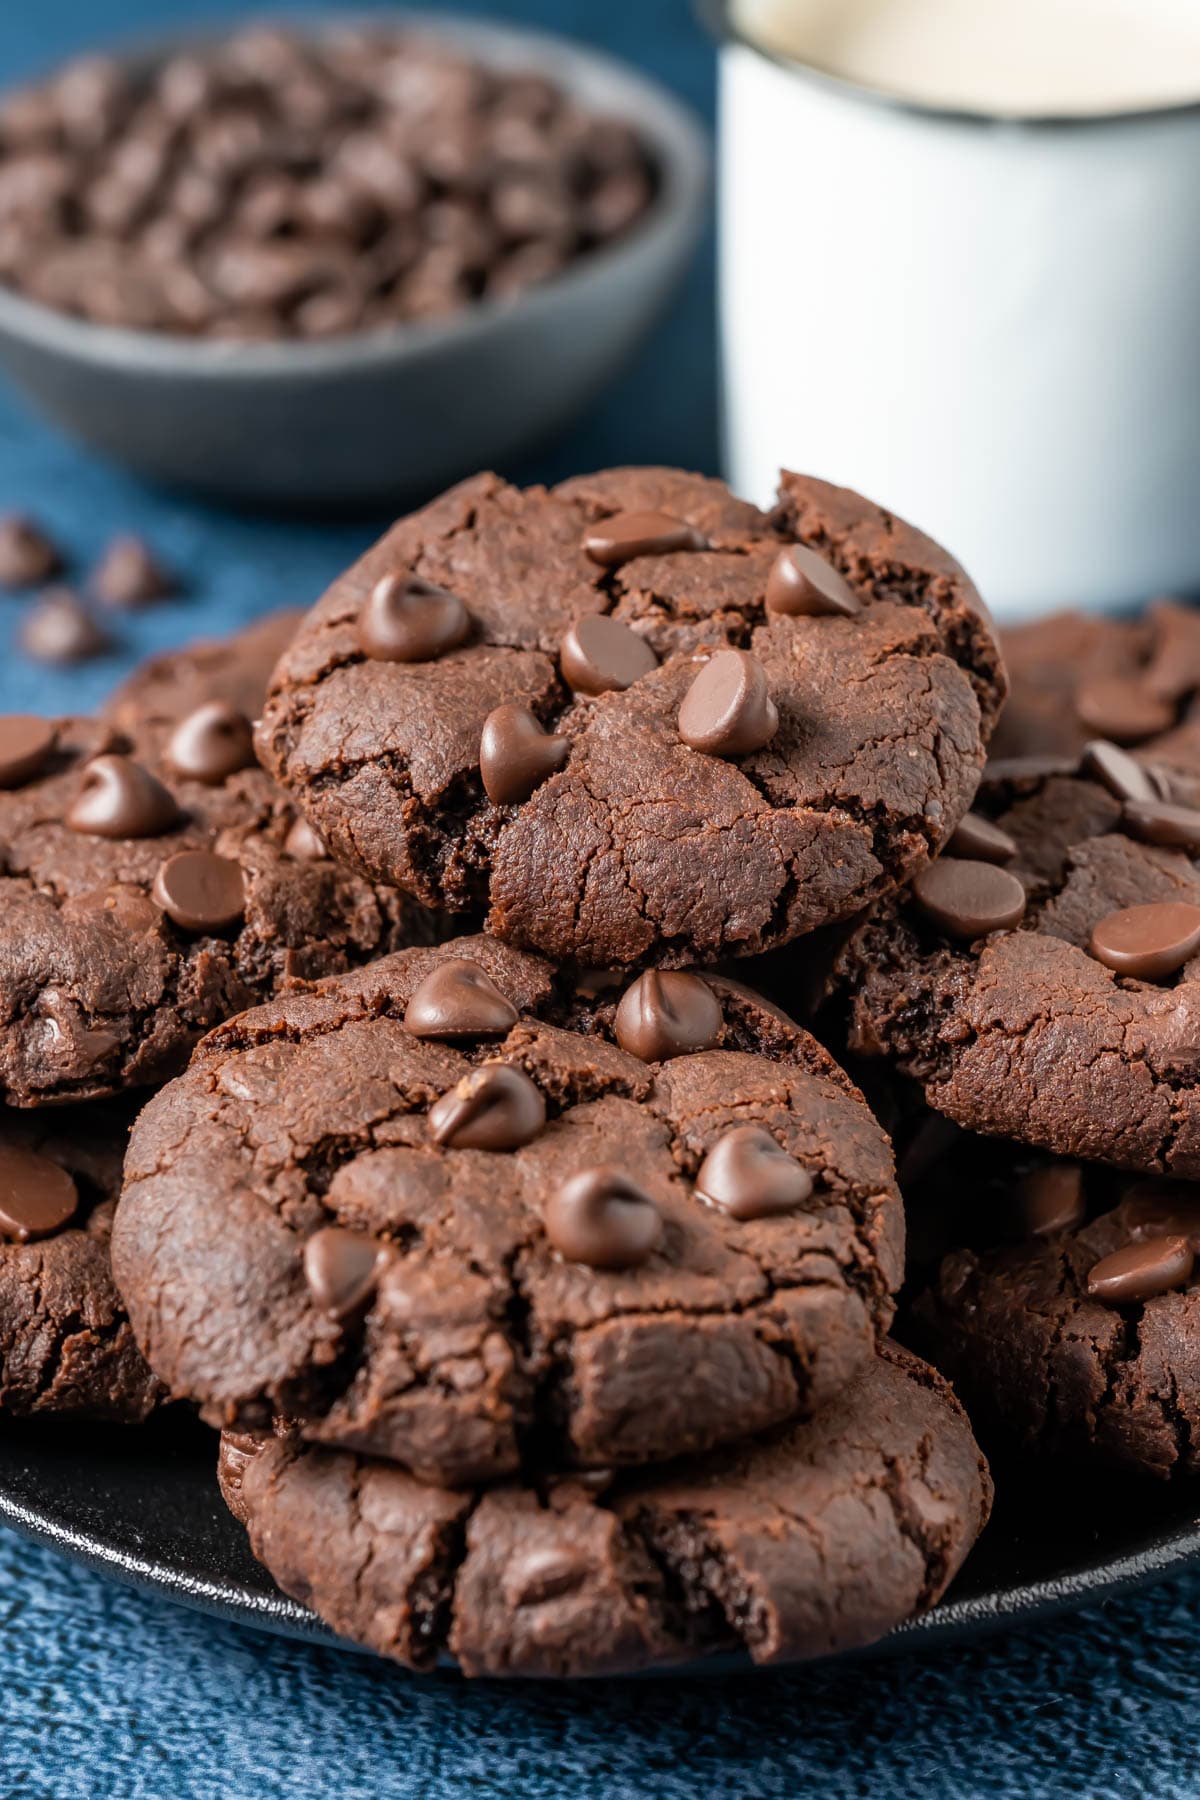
[
  {"x1": 0, "y1": 654, "x2": 435, "y2": 1107},
  {"x1": 256, "y1": 467, "x2": 1003, "y2": 969},
  {"x1": 909, "y1": 1134, "x2": 1200, "y2": 1477},
  {"x1": 113, "y1": 934, "x2": 904, "y2": 1484},
  {"x1": 0, "y1": 1102, "x2": 162, "y2": 1421},
  {"x1": 218, "y1": 1341, "x2": 989, "y2": 1676},
  {"x1": 843, "y1": 761, "x2": 1200, "y2": 1175}
]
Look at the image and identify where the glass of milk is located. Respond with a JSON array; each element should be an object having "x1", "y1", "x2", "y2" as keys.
[{"x1": 711, "y1": 0, "x2": 1200, "y2": 617}]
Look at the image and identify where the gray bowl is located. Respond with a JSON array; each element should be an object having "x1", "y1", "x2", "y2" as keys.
[{"x1": 0, "y1": 13, "x2": 708, "y2": 505}]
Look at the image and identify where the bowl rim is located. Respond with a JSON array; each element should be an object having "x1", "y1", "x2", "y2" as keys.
[
  {"x1": 698, "y1": 0, "x2": 1200, "y2": 129},
  {"x1": 0, "y1": 6, "x2": 709, "y2": 379}
]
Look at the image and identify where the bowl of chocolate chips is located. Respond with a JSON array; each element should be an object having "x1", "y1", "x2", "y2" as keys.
[{"x1": 0, "y1": 17, "x2": 706, "y2": 503}]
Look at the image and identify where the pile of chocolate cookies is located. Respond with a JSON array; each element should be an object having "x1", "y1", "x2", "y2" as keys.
[
  {"x1": 8, "y1": 464, "x2": 1195, "y2": 1677},
  {"x1": 869, "y1": 602, "x2": 1200, "y2": 1480}
]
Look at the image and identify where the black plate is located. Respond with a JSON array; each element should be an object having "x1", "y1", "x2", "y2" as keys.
[{"x1": 3, "y1": 1413, "x2": 1199, "y2": 1671}]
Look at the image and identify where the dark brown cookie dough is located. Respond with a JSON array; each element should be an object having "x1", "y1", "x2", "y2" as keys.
[
  {"x1": 104, "y1": 609, "x2": 302, "y2": 736},
  {"x1": 0, "y1": 690, "x2": 433, "y2": 1108},
  {"x1": 113, "y1": 934, "x2": 904, "y2": 1484},
  {"x1": 0, "y1": 1102, "x2": 162, "y2": 1421},
  {"x1": 910, "y1": 1135, "x2": 1200, "y2": 1478},
  {"x1": 990, "y1": 601, "x2": 1200, "y2": 772},
  {"x1": 218, "y1": 1340, "x2": 989, "y2": 1676},
  {"x1": 256, "y1": 467, "x2": 1003, "y2": 970},
  {"x1": 843, "y1": 756, "x2": 1200, "y2": 1176}
]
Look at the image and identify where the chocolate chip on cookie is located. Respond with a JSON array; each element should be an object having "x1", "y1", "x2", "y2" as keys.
[{"x1": 165, "y1": 701, "x2": 256, "y2": 785}]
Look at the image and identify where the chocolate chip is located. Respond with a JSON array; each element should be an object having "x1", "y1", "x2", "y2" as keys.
[
  {"x1": 479, "y1": 703, "x2": 568, "y2": 805},
  {"x1": 166, "y1": 701, "x2": 255, "y2": 785},
  {"x1": 946, "y1": 812, "x2": 1017, "y2": 864},
  {"x1": 1144, "y1": 763, "x2": 1186, "y2": 804},
  {"x1": 765, "y1": 544, "x2": 860, "y2": 618},
  {"x1": 303, "y1": 1225, "x2": 382, "y2": 1318},
  {"x1": 1074, "y1": 677, "x2": 1174, "y2": 746},
  {"x1": 693, "y1": 1125, "x2": 813, "y2": 1222},
  {"x1": 91, "y1": 534, "x2": 175, "y2": 609},
  {"x1": 1089, "y1": 901, "x2": 1200, "y2": 980},
  {"x1": 66, "y1": 754, "x2": 180, "y2": 839},
  {"x1": 357, "y1": 572, "x2": 469, "y2": 663},
  {"x1": 428, "y1": 1061, "x2": 545, "y2": 1150},
  {"x1": 581, "y1": 511, "x2": 708, "y2": 568},
  {"x1": 1086, "y1": 1235, "x2": 1194, "y2": 1306},
  {"x1": 1121, "y1": 1180, "x2": 1200, "y2": 1245},
  {"x1": 1081, "y1": 738, "x2": 1156, "y2": 805},
  {"x1": 19, "y1": 589, "x2": 109, "y2": 664},
  {"x1": 509, "y1": 1546, "x2": 587, "y2": 1607},
  {"x1": 559, "y1": 615, "x2": 658, "y2": 696},
  {"x1": 613, "y1": 970, "x2": 722, "y2": 1062},
  {"x1": 1122, "y1": 797, "x2": 1200, "y2": 852},
  {"x1": 0, "y1": 514, "x2": 61, "y2": 588},
  {"x1": 293, "y1": 286, "x2": 364, "y2": 340},
  {"x1": 544, "y1": 1166, "x2": 662, "y2": 1269},
  {"x1": 0, "y1": 714, "x2": 55, "y2": 788},
  {"x1": 678, "y1": 649, "x2": 779, "y2": 757},
  {"x1": 283, "y1": 815, "x2": 327, "y2": 860},
  {"x1": 583, "y1": 168, "x2": 652, "y2": 240},
  {"x1": 1015, "y1": 1164, "x2": 1086, "y2": 1238},
  {"x1": 912, "y1": 858, "x2": 1026, "y2": 940},
  {"x1": 152, "y1": 850, "x2": 245, "y2": 933},
  {"x1": 0, "y1": 1143, "x2": 78, "y2": 1242},
  {"x1": 983, "y1": 755, "x2": 1082, "y2": 787},
  {"x1": 488, "y1": 239, "x2": 566, "y2": 300},
  {"x1": 403, "y1": 958, "x2": 518, "y2": 1039}
]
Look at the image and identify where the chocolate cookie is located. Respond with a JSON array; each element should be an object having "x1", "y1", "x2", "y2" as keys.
[
  {"x1": 217, "y1": 1341, "x2": 989, "y2": 1676},
  {"x1": 0, "y1": 707, "x2": 433, "y2": 1106},
  {"x1": 256, "y1": 467, "x2": 1003, "y2": 969},
  {"x1": 0, "y1": 1102, "x2": 161, "y2": 1421},
  {"x1": 990, "y1": 601, "x2": 1200, "y2": 772},
  {"x1": 113, "y1": 934, "x2": 904, "y2": 1484},
  {"x1": 843, "y1": 753, "x2": 1200, "y2": 1176},
  {"x1": 910, "y1": 1135, "x2": 1200, "y2": 1477},
  {"x1": 104, "y1": 609, "x2": 302, "y2": 736}
]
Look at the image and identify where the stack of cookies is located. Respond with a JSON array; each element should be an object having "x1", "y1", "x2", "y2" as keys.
[
  {"x1": 852, "y1": 602, "x2": 1200, "y2": 1480},
  {"x1": 27, "y1": 462, "x2": 1194, "y2": 1676}
]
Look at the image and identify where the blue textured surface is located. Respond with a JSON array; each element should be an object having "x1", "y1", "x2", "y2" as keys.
[{"x1": 3, "y1": 4, "x2": 1200, "y2": 1797}]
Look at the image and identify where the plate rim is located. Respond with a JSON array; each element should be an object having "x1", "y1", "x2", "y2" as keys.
[{"x1": 5, "y1": 1441, "x2": 1200, "y2": 1677}]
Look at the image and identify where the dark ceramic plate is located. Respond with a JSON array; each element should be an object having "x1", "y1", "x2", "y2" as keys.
[{"x1": 2, "y1": 1413, "x2": 1199, "y2": 1672}]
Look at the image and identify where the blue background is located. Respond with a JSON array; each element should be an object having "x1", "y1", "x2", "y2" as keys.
[{"x1": 2, "y1": 5, "x2": 1199, "y2": 1797}]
